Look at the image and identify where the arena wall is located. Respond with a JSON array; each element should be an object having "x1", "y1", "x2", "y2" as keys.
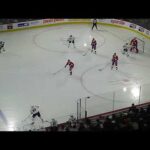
[{"x1": 0, "y1": 19, "x2": 150, "y2": 40}]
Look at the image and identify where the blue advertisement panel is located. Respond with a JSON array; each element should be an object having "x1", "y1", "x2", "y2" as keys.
[
  {"x1": 30, "y1": 21, "x2": 39, "y2": 25},
  {"x1": 18, "y1": 22, "x2": 29, "y2": 27}
]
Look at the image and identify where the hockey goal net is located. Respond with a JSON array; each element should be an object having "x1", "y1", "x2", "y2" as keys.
[{"x1": 125, "y1": 37, "x2": 145, "y2": 53}]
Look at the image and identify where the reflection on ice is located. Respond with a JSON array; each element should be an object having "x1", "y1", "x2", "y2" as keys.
[
  {"x1": 131, "y1": 86, "x2": 140, "y2": 99},
  {"x1": 123, "y1": 87, "x2": 127, "y2": 92}
]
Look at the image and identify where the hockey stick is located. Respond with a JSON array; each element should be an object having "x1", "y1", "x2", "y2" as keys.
[
  {"x1": 98, "y1": 62, "x2": 110, "y2": 71},
  {"x1": 52, "y1": 67, "x2": 64, "y2": 75},
  {"x1": 21, "y1": 114, "x2": 31, "y2": 123},
  {"x1": 83, "y1": 51, "x2": 89, "y2": 56},
  {"x1": 82, "y1": 48, "x2": 91, "y2": 56}
]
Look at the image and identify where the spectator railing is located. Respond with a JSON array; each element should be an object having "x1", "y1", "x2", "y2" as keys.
[{"x1": 77, "y1": 83, "x2": 150, "y2": 120}]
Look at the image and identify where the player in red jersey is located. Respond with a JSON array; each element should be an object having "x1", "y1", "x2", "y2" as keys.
[
  {"x1": 91, "y1": 38, "x2": 97, "y2": 54},
  {"x1": 65, "y1": 59, "x2": 74, "y2": 75},
  {"x1": 130, "y1": 37, "x2": 138, "y2": 53},
  {"x1": 111, "y1": 53, "x2": 118, "y2": 70}
]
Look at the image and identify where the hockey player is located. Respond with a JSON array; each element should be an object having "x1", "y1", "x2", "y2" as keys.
[
  {"x1": 111, "y1": 53, "x2": 118, "y2": 70},
  {"x1": 30, "y1": 105, "x2": 44, "y2": 124},
  {"x1": 67, "y1": 35, "x2": 75, "y2": 48},
  {"x1": 68, "y1": 115, "x2": 76, "y2": 127},
  {"x1": 0, "y1": 41, "x2": 5, "y2": 53},
  {"x1": 130, "y1": 37, "x2": 138, "y2": 53},
  {"x1": 91, "y1": 38, "x2": 97, "y2": 54},
  {"x1": 122, "y1": 43, "x2": 129, "y2": 57},
  {"x1": 65, "y1": 59, "x2": 74, "y2": 75},
  {"x1": 92, "y1": 19, "x2": 98, "y2": 30},
  {"x1": 50, "y1": 118, "x2": 58, "y2": 131},
  {"x1": 50, "y1": 118, "x2": 57, "y2": 127}
]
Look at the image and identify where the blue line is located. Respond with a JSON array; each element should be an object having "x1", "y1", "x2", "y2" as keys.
[{"x1": 0, "y1": 110, "x2": 8, "y2": 125}]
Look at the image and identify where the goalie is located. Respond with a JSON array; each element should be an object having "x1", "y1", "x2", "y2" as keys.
[
  {"x1": 130, "y1": 37, "x2": 138, "y2": 53},
  {"x1": 67, "y1": 35, "x2": 75, "y2": 48},
  {"x1": 0, "y1": 41, "x2": 5, "y2": 53}
]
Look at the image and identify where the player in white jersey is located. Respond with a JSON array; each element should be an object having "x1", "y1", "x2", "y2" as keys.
[
  {"x1": 67, "y1": 35, "x2": 75, "y2": 48},
  {"x1": 30, "y1": 105, "x2": 43, "y2": 124},
  {"x1": 0, "y1": 41, "x2": 5, "y2": 53},
  {"x1": 122, "y1": 43, "x2": 130, "y2": 57}
]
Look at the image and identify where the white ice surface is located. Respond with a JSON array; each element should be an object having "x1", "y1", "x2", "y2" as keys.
[{"x1": 0, "y1": 24, "x2": 150, "y2": 131}]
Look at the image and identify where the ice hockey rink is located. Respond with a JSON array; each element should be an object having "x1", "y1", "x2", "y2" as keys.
[{"x1": 0, "y1": 23, "x2": 150, "y2": 131}]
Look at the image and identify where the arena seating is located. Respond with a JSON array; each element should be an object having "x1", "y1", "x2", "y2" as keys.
[{"x1": 44, "y1": 102, "x2": 150, "y2": 131}]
